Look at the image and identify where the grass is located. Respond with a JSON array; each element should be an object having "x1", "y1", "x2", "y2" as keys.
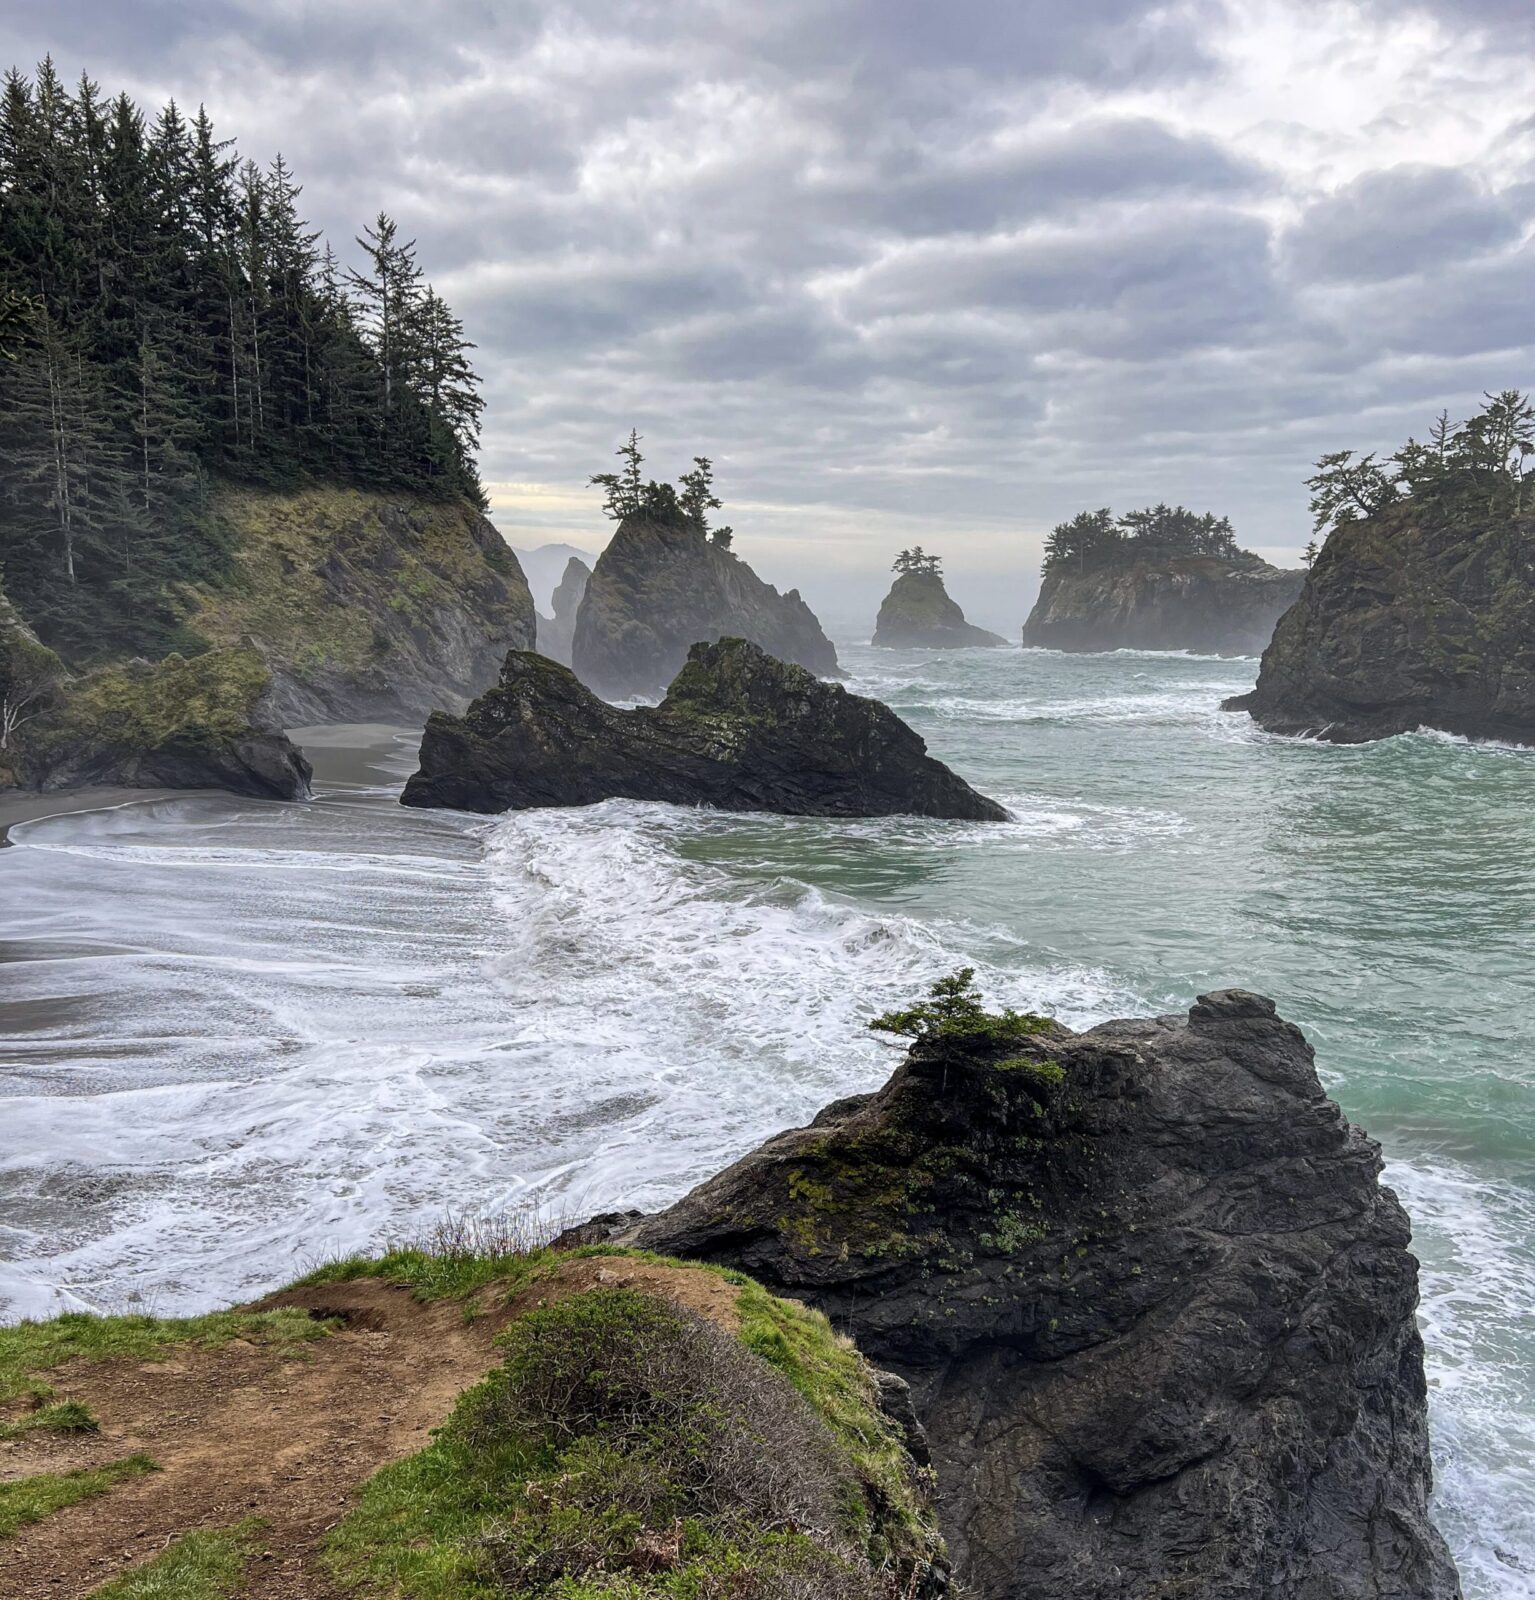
[
  {"x1": 84, "y1": 1519, "x2": 264, "y2": 1599},
  {"x1": 325, "y1": 1281, "x2": 937, "y2": 1599},
  {"x1": 0, "y1": 1307, "x2": 331, "y2": 1405},
  {"x1": 0, "y1": 1455, "x2": 157, "y2": 1538},
  {"x1": 0, "y1": 1398, "x2": 99, "y2": 1439}
]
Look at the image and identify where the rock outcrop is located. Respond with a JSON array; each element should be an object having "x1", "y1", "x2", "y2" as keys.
[
  {"x1": 402, "y1": 636, "x2": 1007, "y2": 820},
  {"x1": 874, "y1": 571, "x2": 1008, "y2": 649},
  {"x1": 533, "y1": 556, "x2": 591, "y2": 668},
  {"x1": 19, "y1": 649, "x2": 310, "y2": 800},
  {"x1": 571, "y1": 514, "x2": 839, "y2": 699},
  {"x1": 1022, "y1": 551, "x2": 1303, "y2": 655},
  {"x1": 1225, "y1": 503, "x2": 1535, "y2": 743},
  {"x1": 575, "y1": 988, "x2": 1460, "y2": 1600},
  {"x1": 187, "y1": 484, "x2": 536, "y2": 724}
]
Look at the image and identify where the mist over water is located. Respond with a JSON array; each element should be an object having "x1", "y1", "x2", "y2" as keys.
[{"x1": 1, "y1": 644, "x2": 1531, "y2": 1596}]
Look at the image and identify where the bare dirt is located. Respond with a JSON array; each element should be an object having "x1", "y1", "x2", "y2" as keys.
[
  {"x1": 0, "y1": 1261, "x2": 743, "y2": 1598},
  {"x1": 0, "y1": 1280, "x2": 506, "y2": 1599}
]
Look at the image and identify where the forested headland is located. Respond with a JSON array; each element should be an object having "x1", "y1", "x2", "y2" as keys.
[{"x1": 0, "y1": 58, "x2": 484, "y2": 661}]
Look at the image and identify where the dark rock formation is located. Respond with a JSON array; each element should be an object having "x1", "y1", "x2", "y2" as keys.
[
  {"x1": 577, "y1": 990, "x2": 1460, "y2": 1600},
  {"x1": 571, "y1": 514, "x2": 839, "y2": 699},
  {"x1": 19, "y1": 649, "x2": 310, "y2": 801},
  {"x1": 534, "y1": 556, "x2": 591, "y2": 668},
  {"x1": 513, "y1": 540, "x2": 598, "y2": 613},
  {"x1": 1226, "y1": 503, "x2": 1535, "y2": 743},
  {"x1": 874, "y1": 571, "x2": 1008, "y2": 649},
  {"x1": 1022, "y1": 551, "x2": 1303, "y2": 655},
  {"x1": 402, "y1": 636, "x2": 1006, "y2": 820},
  {"x1": 189, "y1": 484, "x2": 536, "y2": 724}
]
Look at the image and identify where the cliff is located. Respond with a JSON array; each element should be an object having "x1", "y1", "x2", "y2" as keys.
[
  {"x1": 571, "y1": 513, "x2": 839, "y2": 699},
  {"x1": 1226, "y1": 501, "x2": 1535, "y2": 743},
  {"x1": 186, "y1": 483, "x2": 536, "y2": 725},
  {"x1": 576, "y1": 984, "x2": 1460, "y2": 1600},
  {"x1": 0, "y1": 1250, "x2": 944, "y2": 1596},
  {"x1": 533, "y1": 555, "x2": 591, "y2": 667},
  {"x1": 873, "y1": 571, "x2": 1008, "y2": 649},
  {"x1": 402, "y1": 636, "x2": 1008, "y2": 820},
  {"x1": 1022, "y1": 551, "x2": 1303, "y2": 655}
]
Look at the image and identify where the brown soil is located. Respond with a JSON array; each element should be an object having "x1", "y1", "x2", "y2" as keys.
[
  {"x1": 0, "y1": 1260, "x2": 743, "y2": 1598},
  {"x1": 0, "y1": 1279, "x2": 509, "y2": 1600}
]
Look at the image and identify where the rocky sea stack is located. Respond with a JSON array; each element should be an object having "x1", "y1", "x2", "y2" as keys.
[
  {"x1": 572, "y1": 512, "x2": 840, "y2": 699},
  {"x1": 403, "y1": 636, "x2": 1007, "y2": 819},
  {"x1": 1022, "y1": 505, "x2": 1302, "y2": 655},
  {"x1": 575, "y1": 982, "x2": 1460, "y2": 1600},
  {"x1": 874, "y1": 556, "x2": 1008, "y2": 649},
  {"x1": 1227, "y1": 499, "x2": 1535, "y2": 743},
  {"x1": 533, "y1": 555, "x2": 591, "y2": 667}
]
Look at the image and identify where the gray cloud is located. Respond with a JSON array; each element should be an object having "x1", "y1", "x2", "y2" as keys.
[{"x1": 7, "y1": 0, "x2": 1534, "y2": 623}]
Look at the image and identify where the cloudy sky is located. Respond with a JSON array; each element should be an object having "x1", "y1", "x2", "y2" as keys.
[{"x1": 13, "y1": 0, "x2": 1535, "y2": 626}]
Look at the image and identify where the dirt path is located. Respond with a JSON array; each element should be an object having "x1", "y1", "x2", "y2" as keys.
[{"x1": 0, "y1": 1280, "x2": 508, "y2": 1600}]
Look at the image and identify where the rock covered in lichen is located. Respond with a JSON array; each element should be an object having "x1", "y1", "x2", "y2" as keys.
[
  {"x1": 583, "y1": 988, "x2": 1460, "y2": 1600},
  {"x1": 873, "y1": 570, "x2": 1008, "y2": 649},
  {"x1": 571, "y1": 512, "x2": 839, "y2": 699},
  {"x1": 402, "y1": 636, "x2": 1007, "y2": 820},
  {"x1": 1226, "y1": 501, "x2": 1535, "y2": 743},
  {"x1": 23, "y1": 648, "x2": 310, "y2": 800}
]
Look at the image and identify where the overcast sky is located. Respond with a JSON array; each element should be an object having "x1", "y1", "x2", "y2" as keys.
[{"x1": 12, "y1": 0, "x2": 1534, "y2": 627}]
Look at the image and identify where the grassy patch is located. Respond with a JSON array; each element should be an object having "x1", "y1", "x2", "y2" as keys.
[
  {"x1": 326, "y1": 1271, "x2": 941, "y2": 1598},
  {"x1": 0, "y1": 1307, "x2": 330, "y2": 1405},
  {"x1": 0, "y1": 1455, "x2": 156, "y2": 1538},
  {"x1": 85, "y1": 1519, "x2": 263, "y2": 1600},
  {"x1": 0, "y1": 1399, "x2": 99, "y2": 1439}
]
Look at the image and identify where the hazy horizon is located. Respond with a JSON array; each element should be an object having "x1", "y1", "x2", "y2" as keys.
[{"x1": 16, "y1": 0, "x2": 1533, "y2": 629}]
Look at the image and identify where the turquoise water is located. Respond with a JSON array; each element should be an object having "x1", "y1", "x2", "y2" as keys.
[{"x1": 0, "y1": 641, "x2": 1530, "y2": 1594}]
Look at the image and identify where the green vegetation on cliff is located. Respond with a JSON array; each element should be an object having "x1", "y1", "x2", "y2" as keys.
[
  {"x1": 0, "y1": 58, "x2": 484, "y2": 663},
  {"x1": 1043, "y1": 503, "x2": 1241, "y2": 573}
]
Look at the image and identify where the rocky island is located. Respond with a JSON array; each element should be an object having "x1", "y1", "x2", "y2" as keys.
[
  {"x1": 1022, "y1": 504, "x2": 1303, "y2": 654},
  {"x1": 571, "y1": 439, "x2": 839, "y2": 698},
  {"x1": 873, "y1": 548, "x2": 1008, "y2": 648},
  {"x1": 402, "y1": 636, "x2": 1008, "y2": 819},
  {"x1": 1227, "y1": 392, "x2": 1535, "y2": 743},
  {"x1": 573, "y1": 977, "x2": 1461, "y2": 1600}
]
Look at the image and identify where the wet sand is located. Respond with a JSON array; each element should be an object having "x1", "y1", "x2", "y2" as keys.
[{"x1": 0, "y1": 725, "x2": 421, "y2": 846}]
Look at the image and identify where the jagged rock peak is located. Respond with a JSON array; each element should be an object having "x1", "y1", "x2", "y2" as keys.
[
  {"x1": 535, "y1": 555, "x2": 591, "y2": 668},
  {"x1": 401, "y1": 636, "x2": 1008, "y2": 820},
  {"x1": 874, "y1": 568, "x2": 1008, "y2": 649},
  {"x1": 571, "y1": 511, "x2": 839, "y2": 699},
  {"x1": 572, "y1": 985, "x2": 1460, "y2": 1600}
]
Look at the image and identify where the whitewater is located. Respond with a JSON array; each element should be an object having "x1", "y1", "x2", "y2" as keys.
[{"x1": 0, "y1": 641, "x2": 1530, "y2": 1597}]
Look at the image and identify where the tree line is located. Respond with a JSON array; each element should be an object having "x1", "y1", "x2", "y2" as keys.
[
  {"x1": 1043, "y1": 504, "x2": 1239, "y2": 573},
  {"x1": 591, "y1": 431, "x2": 734, "y2": 548},
  {"x1": 0, "y1": 58, "x2": 485, "y2": 660},
  {"x1": 1307, "y1": 390, "x2": 1534, "y2": 544}
]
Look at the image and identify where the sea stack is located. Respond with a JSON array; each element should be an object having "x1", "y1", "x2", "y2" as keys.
[
  {"x1": 573, "y1": 984, "x2": 1461, "y2": 1600},
  {"x1": 874, "y1": 549, "x2": 1008, "y2": 648},
  {"x1": 402, "y1": 636, "x2": 1007, "y2": 820},
  {"x1": 1227, "y1": 451, "x2": 1535, "y2": 743},
  {"x1": 1021, "y1": 505, "x2": 1302, "y2": 655},
  {"x1": 571, "y1": 510, "x2": 839, "y2": 700},
  {"x1": 534, "y1": 555, "x2": 591, "y2": 667}
]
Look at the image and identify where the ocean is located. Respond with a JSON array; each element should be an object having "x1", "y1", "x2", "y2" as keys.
[{"x1": 0, "y1": 641, "x2": 1530, "y2": 1596}]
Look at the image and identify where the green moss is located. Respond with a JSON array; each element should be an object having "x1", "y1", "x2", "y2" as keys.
[
  {"x1": 32, "y1": 648, "x2": 274, "y2": 758},
  {"x1": 84, "y1": 1520, "x2": 264, "y2": 1600},
  {"x1": 0, "y1": 1454, "x2": 157, "y2": 1538},
  {"x1": 0, "y1": 1307, "x2": 330, "y2": 1405}
]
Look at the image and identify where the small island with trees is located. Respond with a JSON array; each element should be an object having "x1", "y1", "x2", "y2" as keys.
[
  {"x1": 872, "y1": 547, "x2": 1008, "y2": 649},
  {"x1": 1227, "y1": 390, "x2": 1535, "y2": 744},
  {"x1": 1021, "y1": 502, "x2": 1303, "y2": 656}
]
